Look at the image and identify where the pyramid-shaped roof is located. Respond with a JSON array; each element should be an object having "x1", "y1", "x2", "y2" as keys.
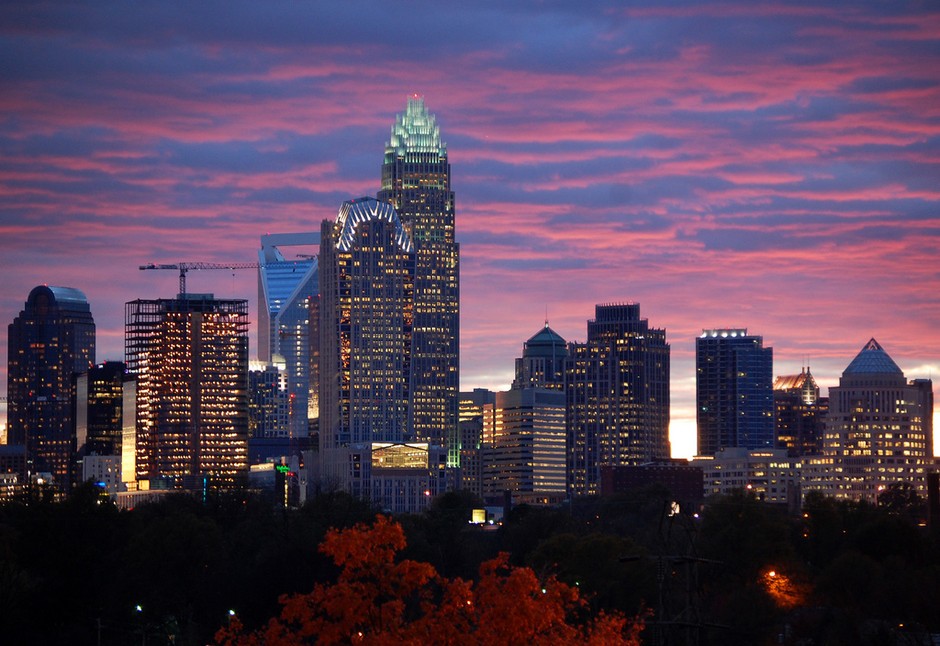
[
  {"x1": 525, "y1": 322, "x2": 566, "y2": 347},
  {"x1": 843, "y1": 338, "x2": 903, "y2": 377}
]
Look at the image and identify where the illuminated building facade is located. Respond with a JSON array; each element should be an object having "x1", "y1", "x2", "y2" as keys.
[
  {"x1": 513, "y1": 321, "x2": 568, "y2": 390},
  {"x1": 692, "y1": 448, "x2": 801, "y2": 504},
  {"x1": 813, "y1": 339, "x2": 933, "y2": 502},
  {"x1": 377, "y1": 96, "x2": 460, "y2": 466},
  {"x1": 458, "y1": 389, "x2": 496, "y2": 497},
  {"x1": 248, "y1": 361, "x2": 290, "y2": 438},
  {"x1": 7, "y1": 285, "x2": 95, "y2": 492},
  {"x1": 566, "y1": 303, "x2": 670, "y2": 497},
  {"x1": 696, "y1": 329, "x2": 774, "y2": 456},
  {"x1": 480, "y1": 324, "x2": 568, "y2": 504},
  {"x1": 257, "y1": 232, "x2": 320, "y2": 437},
  {"x1": 773, "y1": 367, "x2": 828, "y2": 456},
  {"x1": 483, "y1": 387, "x2": 567, "y2": 504},
  {"x1": 125, "y1": 294, "x2": 249, "y2": 491},
  {"x1": 76, "y1": 361, "x2": 128, "y2": 457},
  {"x1": 318, "y1": 198, "x2": 416, "y2": 495}
]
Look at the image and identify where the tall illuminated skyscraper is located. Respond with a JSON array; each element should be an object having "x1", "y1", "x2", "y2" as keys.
[
  {"x1": 318, "y1": 197, "x2": 416, "y2": 494},
  {"x1": 773, "y1": 366, "x2": 827, "y2": 456},
  {"x1": 696, "y1": 329, "x2": 774, "y2": 456},
  {"x1": 566, "y1": 304, "x2": 670, "y2": 496},
  {"x1": 257, "y1": 233, "x2": 319, "y2": 437},
  {"x1": 125, "y1": 293, "x2": 249, "y2": 491},
  {"x1": 8, "y1": 285, "x2": 95, "y2": 492},
  {"x1": 816, "y1": 339, "x2": 933, "y2": 502},
  {"x1": 377, "y1": 95, "x2": 460, "y2": 465},
  {"x1": 483, "y1": 323, "x2": 568, "y2": 505}
]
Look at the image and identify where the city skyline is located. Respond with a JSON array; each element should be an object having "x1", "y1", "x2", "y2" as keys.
[{"x1": 2, "y1": 2, "x2": 939, "y2": 459}]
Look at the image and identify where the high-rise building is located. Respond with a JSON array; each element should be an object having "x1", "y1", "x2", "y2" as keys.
[
  {"x1": 318, "y1": 197, "x2": 416, "y2": 496},
  {"x1": 483, "y1": 386, "x2": 567, "y2": 504},
  {"x1": 813, "y1": 339, "x2": 933, "y2": 502},
  {"x1": 458, "y1": 389, "x2": 495, "y2": 498},
  {"x1": 257, "y1": 233, "x2": 320, "y2": 437},
  {"x1": 76, "y1": 361, "x2": 129, "y2": 457},
  {"x1": 247, "y1": 361, "x2": 290, "y2": 439},
  {"x1": 481, "y1": 323, "x2": 568, "y2": 504},
  {"x1": 696, "y1": 329, "x2": 774, "y2": 456},
  {"x1": 513, "y1": 321, "x2": 568, "y2": 390},
  {"x1": 377, "y1": 95, "x2": 460, "y2": 466},
  {"x1": 8, "y1": 285, "x2": 95, "y2": 492},
  {"x1": 566, "y1": 304, "x2": 670, "y2": 497},
  {"x1": 773, "y1": 367, "x2": 828, "y2": 456},
  {"x1": 125, "y1": 293, "x2": 249, "y2": 491}
]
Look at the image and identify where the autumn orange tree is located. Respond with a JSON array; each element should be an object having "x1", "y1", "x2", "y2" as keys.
[{"x1": 216, "y1": 515, "x2": 645, "y2": 645}]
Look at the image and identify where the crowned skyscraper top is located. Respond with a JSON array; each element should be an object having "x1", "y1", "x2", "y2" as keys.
[{"x1": 377, "y1": 96, "x2": 460, "y2": 465}]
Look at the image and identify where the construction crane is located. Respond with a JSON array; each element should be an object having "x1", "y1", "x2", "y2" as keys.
[{"x1": 139, "y1": 262, "x2": 261, "y2": 295}]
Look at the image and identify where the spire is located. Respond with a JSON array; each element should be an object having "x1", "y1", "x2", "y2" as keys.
[{"x1": 384, "y1": 95, "x2": 446, "y2": 162}]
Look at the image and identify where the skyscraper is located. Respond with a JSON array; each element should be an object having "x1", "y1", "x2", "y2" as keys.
[
  {"x1": 816, "y1": 339, "x2": 933, "y2": 502},
  {"x1": 696, "y1": 329, "x2": 774, "y2": 456},
  {"x1": 773, "y1": 366, "x2": 827, "y2": 456},
  {"x1": 483, "y1": 323, "x2": 568, "y2": 504},
  {"x1": 377, "y1": 95, "x2": 460, "y2": 465},
  {"x1": 257, "y1": 232, "x2": 319, "y2": 437},
  {"x1": 8, "y1": 285, "x2": 95, "y2": 492},
  {"x1": 125, "y1": 293, "x2": 249, "y2": 491},
  {"x1": 318, "y1": 197, "x2": 416, "y2": 493},
  {"x1": 566, "y1": 303, "x2": 670, "y2": 497},
  {"x1": 76, "y1": 360, "x2": 129, "y2": 457},
  {"x1": 247, "y1": 361, "x2": 290, "y2": 439},
  {"x1": 513, "y1": 321, "x2": 568, "y2": 390}
]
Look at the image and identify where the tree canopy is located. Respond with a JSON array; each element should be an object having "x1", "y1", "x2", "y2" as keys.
[{"x1": 216, "y1": 515, "x2": 646, "y2": 645}]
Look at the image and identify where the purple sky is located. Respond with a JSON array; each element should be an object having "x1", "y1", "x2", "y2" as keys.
[{"x1": 2, "y1": 1, "x2": 938, "y2": 457}]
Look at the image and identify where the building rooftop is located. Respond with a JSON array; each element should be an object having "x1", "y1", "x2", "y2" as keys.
[
  {"x1": 843, "y1": 338, "x2": 903, "y2": 377},
  {"x1": 385, "y1": 95, "x2": 446, "y2": 160},
  {"x1": 525, "y1": 322, "x2": 566, "y2": 348}
]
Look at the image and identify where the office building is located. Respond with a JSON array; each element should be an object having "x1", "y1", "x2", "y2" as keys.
[
  {"x1": 566, "y1": 303, "x2": 670, "y2": 496},
  {"x1": 693, "y1": 448, "x2": 801, "y2": 505},
  {"x1": 696, "y1": 329, "x2": 774, "y2": 456},
  {"x1": 248, "y1": 361, "x2": 290, "y2": 439},
  {"x1": 318, "y1": 197, "x2": 416, "y2": 499},
  {"x1": 513, "y1": 321, "x2": 568, "y2": 390},
  {"x1": 810, "y1": 339, "x2": 934, "y2": 502},
  {"x1": 7, "y1": 285, "x2": 95, "y2": 492},
  {"x1": 125, "y1": 293, "x2": 249, "y2": 491},
  {"x1": 480, "y1": 324, "x2": 568, "y2": 504},
  {"x1": 773, "y1": 367, "x2": 828, "y2": 456},
  {"x1": 257, "y1": 233, "x2": 320, "y2": 437},
  {"x1": 483, "y1": 387, "x2": 567, "y2": 505},
  {"x1": 76, "y1": 361, "x2": 129, "y2": 457},
  {"x1": 377, "y1": 95, "x2": 460, "y2": 465},
  {"x1": 458, "y1": 389, "x2": 496, "y2": 498}
]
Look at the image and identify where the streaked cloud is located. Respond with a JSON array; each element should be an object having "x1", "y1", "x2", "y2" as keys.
[{"x1": 1, "y1": 0, "x2": 938, "y2": 456}]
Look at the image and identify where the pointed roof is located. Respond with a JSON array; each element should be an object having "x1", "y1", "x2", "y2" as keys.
[
  {"x1": 525, "y1": 321, "x2": 566, "y2": 348},
  {"x1": 843, "y1": 338, "x2": 903, "y2": 377},
  {"x1": 385, "y1": 95, "x2": 446, "y2": 161}
]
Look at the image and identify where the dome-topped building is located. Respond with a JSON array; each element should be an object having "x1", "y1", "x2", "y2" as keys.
[
  {"x1": 513, "y1": 320, "x2": 568, "y2": 390},
  {"x1": 810, "y1": 338, "x2": 934, "y2": 503}
]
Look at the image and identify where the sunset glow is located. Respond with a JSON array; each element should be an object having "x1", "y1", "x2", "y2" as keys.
[{"x1": 1, "y1": 1, "x2": 938, "y2": 456}]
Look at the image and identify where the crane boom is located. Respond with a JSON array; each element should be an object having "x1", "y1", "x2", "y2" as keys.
[{"x1": 139, "y1": 262, "x2": 262, "y2": 295}]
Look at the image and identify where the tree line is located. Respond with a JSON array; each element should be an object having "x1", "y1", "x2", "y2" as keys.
[{"x1": 2, "y1": 483, "x2": 938, "y2": 644}]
